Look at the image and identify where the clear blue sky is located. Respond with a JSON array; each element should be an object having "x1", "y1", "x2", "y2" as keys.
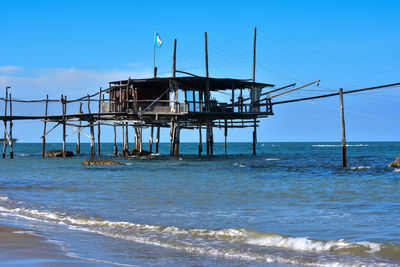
[{"x1": 1, "y1": 0, "x2": 400, "y2": 143}]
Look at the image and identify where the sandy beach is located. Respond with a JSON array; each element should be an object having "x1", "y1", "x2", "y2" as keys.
[{"x1": 0, "y1": 224, "x2": 97, "y2": 266}]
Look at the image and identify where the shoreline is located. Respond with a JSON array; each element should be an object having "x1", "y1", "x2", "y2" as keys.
[{"x1": 0, "y1": 223, "x2": 98, "y2": 266}]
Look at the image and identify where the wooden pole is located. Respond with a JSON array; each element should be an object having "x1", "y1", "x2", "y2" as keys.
[
  {"x1": 339, "y1": 88, "x2": 347, "y2": 167},
  {"x1": 88, "y1": 94, "x2": 95, "y2": 158},
  {"x1": 97, "y1": 87, "x2": 101, "y2": 156},
  {"x1": 122, "y1": 124, "x2": 125, "y2": 153},
  {"x1": 210, "y1": 125, "x2": 214, "y2": 156},
  {"x1": 149, "y1": 124, "x2": 154, "y2": 153},
  {"x1": 113, "y1": 122, "x2": 118, "y2": 155},
  {"x1": 224, "y1": 119, "x2": 228, "y2": 155},
  {"x1": 198, "y1": 124, "x2": 202, "y2": 156},
  {"x1": 139, "y1": 126, "x2": 142, "y2": 153},
  {"x1": 174, "y1": 123, "x2": 180, "y2": 156},
  {"x1": 253, "y1": 118, "x2": 257, "y2": 155},
  {"x1": 252, "y1": 27, "x2": 257, "y2": 156},
  {"x1": 42, "y1": 95, "x2": 49, "y2": 158},
  {"x1": 62, "y1": 95, "x2": 66, "y2": 157},
  {"x1": 76, "y1": 102, "x2": 82, "y2": 155},
  {"x1": 172, "y1": 39, "x2": 177, "y2": 78},
  {"x1": 9, "y1": 93, "x2": 13, "y2": 159},
  {"x1": 253, "y1": 27, "x2": 257, "y2": 84},
  {"x1": 125, "y1": 122, "x2": 129, "y2": 151},
  {"x1": 155, "y1": 125, "x2": 160, "y2": 153},
  {"x1": 206, "y1": 122, "x2": 210, "y2": 156},
  {"x1": 3, "y1": 87, "x2": 8, "y2": 158},
  {"x1": 170, "y1": 39, "x2": 177, "y2": 156}
]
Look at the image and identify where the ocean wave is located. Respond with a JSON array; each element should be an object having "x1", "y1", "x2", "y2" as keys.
[
  {"x1": 0, "y1": 204, "x2": 397, "y2": 266},
  {"x1": 393, "y1": 168, "x2": 400, "y2": 173},
  {"x1": 245, "y1": 231, "x2": 381, "y2": 253}
]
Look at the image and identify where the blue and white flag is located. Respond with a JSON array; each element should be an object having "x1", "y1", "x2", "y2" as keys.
[{"x1": 154, "y1": 32, "x2": 163, "y2": 48}]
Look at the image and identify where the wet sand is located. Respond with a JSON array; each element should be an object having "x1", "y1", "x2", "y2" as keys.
[{"x1": 0, "y1": 224, "x2": 98, "y2": 266}]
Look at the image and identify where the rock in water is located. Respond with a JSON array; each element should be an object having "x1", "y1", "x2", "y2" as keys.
[
  {"x1": 119, "y1": 149, "x2": 152, "y2": 156},
  {"x1": 81, "y1": 159, "x2": 126, "y2": 165},
  {"x1": 388, "y1": 157, "x2": 400, "y2": 168},
  {"x1": 45, "y1": 150, "x2": 74, "y2": 157}
]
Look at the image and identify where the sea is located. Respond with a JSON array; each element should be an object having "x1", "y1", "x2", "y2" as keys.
[{"x1": 0, "y1": 142, "x2": 399, "y2": 266}]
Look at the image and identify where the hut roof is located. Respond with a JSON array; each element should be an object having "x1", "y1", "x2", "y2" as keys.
[{"x1": 109, "y1": 76, "x2": 274, "y2": 91}]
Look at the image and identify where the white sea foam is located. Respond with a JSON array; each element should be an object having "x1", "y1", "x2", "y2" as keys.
[
  {"x1": 312, "y1": 144, "x2": 368, "y2": 147},
  {"x1": 265, "y1": 158, "x2": 280, "y2": 161},
  {"x1": 0, "y1": 195, "x2": 9, "y2": 201},
  {"x1": 393, "y1": 168, "x2": 400, "y2": 173},
  {"x1": 245, "y1": 234, "x2": 381, "y2": 254},
  {"x1": 350, "y1": 166, "x2": 372, "y2": 170}
]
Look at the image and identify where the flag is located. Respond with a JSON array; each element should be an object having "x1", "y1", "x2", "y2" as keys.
[{"x1": 154, "y1": 32, "x2": 163, "y2": 48}]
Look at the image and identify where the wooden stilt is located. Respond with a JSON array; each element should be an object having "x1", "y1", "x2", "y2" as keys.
[
  {"x1": 3, "y1": 87, "x2": 8, "y2": 158},
  {"x1": 122, "y1": 124, "x2": 125, "y2": 153},
  {"x1": 125, "y1": 122, "x2": 129, "y2": 151},
  {"x1": 113, "y1": 122, "x2": 118, "y2": 156},
  {"x1": 206, "y1": 122, "x2": 210, "y2": 156},
  {"x1": 149, "y1": 124, "x2": 154, "y2": 153},
  {"x1": 87, "y1": 94, "x2": 95, "y2": 158},
  {"x1": 9, "y1": 93, "x2": 13, "y2": 159},
  {"x1": 62, "y1": 95, "x2": 66, "y2": 157},
  {"x1": 155, "y1": 125, "x2": 160, "y2": 153},
  {"x1": 253, "y1": 118, "x2": 257, "y2": 155},
  {"x1": 90, "y1": 122, "x2": 95, "y2": 158},
  {"x1": 170, "y1": 118, "x2": 175, "y2": 156},
  {"x1": 138, "y1": 126, "x2": 143, "y2": 153},
  {"x1": 97, "y1": 87, "x2": 101, "y2": 156},
  {"x1": 42, "y1": 95, "x2": 49, "y2": 158},
  {"x1": 339, "y1": 88, "x2": 347, "y2": 167},
  {"x1": 210, "y1": 124, "x2": 214, "y2": 156},
  {"x1": 224, "y1": 119, "x2": 228, "y2": 155},
  {"x1": 198, "y1": 124, "x2": 202, "y2": 156},
  {"x1": 76, "y1": 102, "x2": 82, "y2": 155},
  {"x1": 174, "y1": 122, "x2": 180, "y2": 156}
]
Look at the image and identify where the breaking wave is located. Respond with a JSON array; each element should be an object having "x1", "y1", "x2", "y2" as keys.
[{"x1": 0, "y1": 196, "x2": 398, "y2": 267}]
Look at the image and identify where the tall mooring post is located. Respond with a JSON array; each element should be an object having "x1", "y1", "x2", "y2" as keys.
[
  {"x1": 97, "y1": 87, "x2": 102, "y2": 156},
  {"x1": 42, "y1": 95, "x2": 49, "y2": 158},
  {"x1": 252, "y1": 26, "x2": 257, "y2": 155},
  {"x1": 339, "y1": 88, "x2": 347, "y2": 167},
  {"x1": 204, "y1": 32, "x2": 213, "y2": 156}
]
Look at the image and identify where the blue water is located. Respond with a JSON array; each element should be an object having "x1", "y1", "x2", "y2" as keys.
[{"x1": 0, "y1": 142, "x2": 400, "y2": 266}]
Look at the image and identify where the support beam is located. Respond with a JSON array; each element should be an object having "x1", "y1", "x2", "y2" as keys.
[
  {"x1": 174, "y1": 120, "x2": 180, "y2": 156},
  {"x1": 76, "y1": 102, "x2": 82, "y2": 155},
  {"x1": 198, "y1": 124, "x2": 202, "y2": 156},
  {"x1": 88, "y1": 94, "x2": 94, "y2": 158},
  {"x1": 3, "y1": 87, "x2": 8, "y2": 158},
  {"x1": 42, "y1": 95, "x2": 49, "y2": 158},
  {"x1": 155, "y1": 125, "x2": 160, "y2": 153},
  {"x1": 113, "y1": 122, "x2": 118, "y2": 156},
  {"x1": 339, "y1": 88, "x2": 347, "y2": 167},
  {"x1": 9, "y1": 93, "x2": 13, "y2": 159},
  {"x1": 62, "y1": 95, "x2": 66, "y2": 157},
  {"x1": 224, "y1": 119, "x2": 228, "y2": 155},
  {"x1": 149, "y1": 124, "x2": 154, "y2": 153},
  {"x1": 125, "y1": 122, "x2": 129, "y2": 152},
  {"x1": 253, "y1": 118, "x2": 257, "y2": 155}
]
